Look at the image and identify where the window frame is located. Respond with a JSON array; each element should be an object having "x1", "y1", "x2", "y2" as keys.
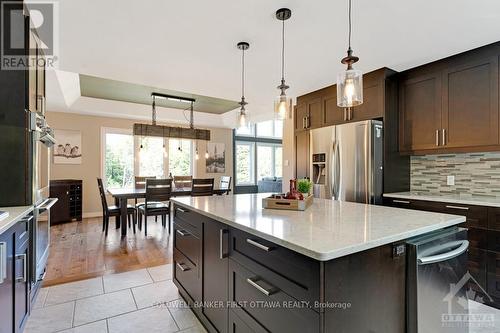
[
  {"x1": 256, "y1": 142, "x2": 282, "y2": 180},
  {"x1": 101, "y1": 127, "x2": 134, "y2": 190},
  {"x1": 235, "y1": 140, "x2": 256, "y2": 186},
  {"x1": 233, "y1": 122, "x2": 283, "y2": 193}
]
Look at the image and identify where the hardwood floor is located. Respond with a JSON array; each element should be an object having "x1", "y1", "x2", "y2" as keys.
[{"x1": 44, "y1": 216, "x2": 172, "y2": 287}]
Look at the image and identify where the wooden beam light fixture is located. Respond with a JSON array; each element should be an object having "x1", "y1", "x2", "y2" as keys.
[{"x1": 133, "y1": 93, "x2": 211, "y2": 141}]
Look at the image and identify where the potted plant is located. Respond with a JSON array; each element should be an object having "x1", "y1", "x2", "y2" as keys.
[{"x1": 297, "y1": 178, "x2": 312, "y2": 197}]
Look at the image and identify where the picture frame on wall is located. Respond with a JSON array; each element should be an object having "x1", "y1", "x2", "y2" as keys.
[
  {"x1": 53, "y1": 129, "x2": 82, "y2": 164},
  {"x1": 206, "y1": 142, "x2": 225, "y2": 173}
]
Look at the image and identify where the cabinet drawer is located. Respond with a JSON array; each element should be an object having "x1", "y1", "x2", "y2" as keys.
[
  {"x1": 174, "y1": 222, "x2": 200, "y2": 265},
  {"x1": 173, "y1": 205, "x2": 202, "y2": 236},
  {"x1": 487, "y1": 230, "x2": 500, "y2": 252},
  {"x1": 173, "y1": 249, "x2": 201, "y2": 303},
  {"x1": 487, "y1": 252, "x2": 500, "y2": 300},
  {"x1": 467, "y1": 227, "x2": 487, "y2": 249},
  {"x1": 439, "y1": 204, "x2": 488, "y2": 229},
  {"x1": 467, "y1": 247, "x2": 487, "y2": 292},
  {"x1": 228, "y1": 310, "x2": 267, "y2": 333},
  {"x1": 229, "y1": 228, "x2": 320, "y2": 304},
  {"x1": 488, "y1": 207, "x2": 500, "y2": 231},
  {"x1": 229, "y1": 259, "x2": 319, "y2": 333}
]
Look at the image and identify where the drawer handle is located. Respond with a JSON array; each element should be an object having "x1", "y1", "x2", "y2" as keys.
[
  {"x1": 15, "y1": 254, "x2": 27, "y2": 283},
  {"x1": 176, "y1": 207, "x2": 187, "y2": 213},
  {"x1": 220, "y1": 229, "x2": 228, "y2": 259},
  {"x1": 393, "y1": 200, "x2": 410, "y2": 204},
  {"x1": 0, "y1": 242, "x2": 6, "y2": 284},
  {"x1": 246, "y1": 239, "x2": 273, "y2": 252},
  {"x1": 176, "y1": 229, "x2": 190, "y2": 237},
  {"x1": 176, "y1": 262, "x2": 190, "y2": 272},
  {"x1": 445, "y1": 205, "x2": 469, "y2": 211},
  {"x1": 246, "y1": 278, "x2": 277, "y2": 296}
]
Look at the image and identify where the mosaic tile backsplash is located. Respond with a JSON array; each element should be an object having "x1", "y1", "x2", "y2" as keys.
[{"x1": 410, "y1": 152, "x2": 500, "y2": 197}]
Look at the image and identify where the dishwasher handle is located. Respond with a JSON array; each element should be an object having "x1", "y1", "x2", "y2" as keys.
[{"x1": 417, "y1": 240, "x2": 469, "y2": 265}]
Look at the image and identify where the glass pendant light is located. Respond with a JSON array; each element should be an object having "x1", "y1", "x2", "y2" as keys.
[
  {"x1": 195, "y1": 141, "x2": 199, "y2": 160},
  {"x1": 274, "y1": 8, "x2": 292, "y2": 120},
  {"x1": 162, "y1": 127, "x2": 168, "y2": 158},
  {"x1": 237, "y1": 42, "x2": 250, "y2": 129},
  {"x1": 337, "y1": 0, "x2": 363, "y2": 108}
]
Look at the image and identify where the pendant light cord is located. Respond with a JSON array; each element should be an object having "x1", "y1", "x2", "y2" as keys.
[
  {"x1": 348, "y1": 0, "x2": 352, "y2": 50},
  {"x1": 281, "y1": 18, "x2": 285, "y2": 81},
  {"x1": 241, "y1": 47, "x2": 245, "y2": 98}
]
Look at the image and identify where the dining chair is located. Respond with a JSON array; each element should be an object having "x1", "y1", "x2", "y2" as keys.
[
  {"x1": 173, "y1": 175, "x2": 192, "y2": 190},
  {"x1": 138, "y1": 178, "x2": 172, "y2": 236},
  {"x1": 134, "y1": 176, "x2": 158, "y2": 222},
  {"x1": 97, "y1": 178, "x2": 137, "y2": 236},
  {"x1": 191, "y1": 178, "x2": 215, "y2": 197},
  {"x1": 219, "y1": 176, "x2": 231, "y2": 194}
]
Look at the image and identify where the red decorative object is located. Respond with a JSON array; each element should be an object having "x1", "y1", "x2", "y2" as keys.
[{"x1": 285, "y1": 179, "x2": 304, "y2": 200}]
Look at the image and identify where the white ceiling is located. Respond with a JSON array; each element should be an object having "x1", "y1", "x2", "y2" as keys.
[{"x1": 47, "y1": 0, "x2": 500, "y2": 128}]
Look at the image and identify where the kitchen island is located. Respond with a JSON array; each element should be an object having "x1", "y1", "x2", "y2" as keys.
[{"x1": 170, "y1": 194, "x2": 466, "y2": 333}]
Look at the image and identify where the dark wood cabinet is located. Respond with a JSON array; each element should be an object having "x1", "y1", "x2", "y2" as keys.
[
  {"x1": 294, "y1": 104, "x2": 308, "y2": 131},
  {"x1": 383, "y1": 196, "x2": 500, "y2": 309},
  {"x1": 173, "y1": 203, "x2": 406, "y2": 332},
  {"x1": 442, "y1": 56, "x2": 499, "y2": 149},
  {"x1": 322, "y1": 92, "x2": 343, "y2": 126},
  {"x1": 202, "y1": 219, "x2": 229, "y2": 333},
  {"x1": 295, "y1": 131, "x2": 310, "y2": 179},
  {"x1": 49, "y1": 180, "x2": 82, "y2": 224},
  {"x1": 399, "y1": 43, "x2": 500, "y2": 154},
  {"x1": 0, "y1": 213, "x2": 32, "y2": 333},
  {"x1": 294, "y1": 68, "x2": 409, "y2": 193},
  {"x1": 399, "y1": 72, "x2": 442, "y2": 151},
  {"x1": 0, "y1": 230, "x2": 14, "y2": 333},
  {"x1": 307, "y1": 97, "x2": 323, "y2": 129}
]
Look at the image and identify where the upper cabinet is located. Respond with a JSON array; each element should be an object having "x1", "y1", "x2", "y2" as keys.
[
  {"x1": 295, "y1": 68, "x2": 392, "y2": 131},
  {"x1": 399, "y1": 72, "x2": 443, "y2": 151},
  {"x1": 442, "y1": 57, "x2": 499, "y2": 149},
  {"x1": 399, "y1": 43, "x2": 500, "y2": 154}
]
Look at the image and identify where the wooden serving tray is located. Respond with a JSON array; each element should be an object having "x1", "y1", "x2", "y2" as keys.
[{"x1": 262, "y1": 194, "x2": 313, "y2": 211}]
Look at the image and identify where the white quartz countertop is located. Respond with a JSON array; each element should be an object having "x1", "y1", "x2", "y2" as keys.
[
  {"x1": 0, "y1": 206, "x2": 34, "y2": 235},
  {"x1": 171, "y1": 194, "x2": 465, "y2": 261},
  {"x1": 384, "y1": 192, "x2": 500, "y2": 208}
]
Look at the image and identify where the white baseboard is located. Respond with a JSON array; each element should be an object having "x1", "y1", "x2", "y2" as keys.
[{"x1": 82, "y1": 211, "x2": 103, "y2": 218}]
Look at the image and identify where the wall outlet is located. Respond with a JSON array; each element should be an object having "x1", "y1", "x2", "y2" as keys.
[{"x1": 447, "y1": 175, "x2": 455, "y2": 186}]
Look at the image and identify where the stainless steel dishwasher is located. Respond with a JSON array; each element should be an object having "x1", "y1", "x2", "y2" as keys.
[{"x1": 407, "y1": 227, "x2": 470, "y2": 333}]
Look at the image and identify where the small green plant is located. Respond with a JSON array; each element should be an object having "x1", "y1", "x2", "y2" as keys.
[{"x1": 297, "y1": 178, "x2": 312, "y2": 194}]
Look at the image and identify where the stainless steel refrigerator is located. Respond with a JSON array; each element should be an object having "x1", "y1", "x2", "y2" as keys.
[{"x1": 310, "y1": 120, "x2": 383, "y2": 204}]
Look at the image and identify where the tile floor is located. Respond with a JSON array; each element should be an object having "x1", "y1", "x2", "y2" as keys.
[
  {"x1": 26, "y1": 264, "x2": 205, "y2": 333},
  {"x1": 26, "y1": 264, "x2": 500, "y2": 333}
]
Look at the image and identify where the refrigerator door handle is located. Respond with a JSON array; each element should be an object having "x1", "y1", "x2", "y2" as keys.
[{"x1": 331, "y1": 141, "x2": 340, "y2": 200}]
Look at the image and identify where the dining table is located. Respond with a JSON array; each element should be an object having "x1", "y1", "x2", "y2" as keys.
[{"x1": 107, "y1": 187, "x2": 231, "y2": 236}]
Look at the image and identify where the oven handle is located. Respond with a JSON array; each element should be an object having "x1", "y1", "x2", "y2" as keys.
[
  {"x1": 36, "y1": 198, "x2": 58, "y2": 211},
  {"x1": 417, "y1": 240, "x2": 469, "y2": 265}
]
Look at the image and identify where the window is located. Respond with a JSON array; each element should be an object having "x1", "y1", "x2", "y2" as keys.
[
  {"x1": 257, "y1": 144, "x2": 282, "y2": 180},
  {"x1": 235, "y1": 125, "x2": 255, "y2": 137},
  {"x1": 236, "y1": 120, "x2": 283, "y2": 139},
  {"x1": 138, "y1": 137, "x2": 165, "y2": 178},
  {"x1": 102, "y1": 128, "x2": 134, "y2": 189},
  {"x1": 256, "y1": 120, "x2": 283, "y2": 139},
  {"x1": 168, "y1": 139, "x2": 192, "y2": 176},
  {"x1": 234, "y1": 120, "x2": 283, "y2": 189},
  {"x1": 235, "y1": 141, "x2": 255, "y2": 185}
]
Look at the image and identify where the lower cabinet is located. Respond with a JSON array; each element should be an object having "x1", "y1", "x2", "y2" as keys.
[
  {"x1": 228, "y1": 259, "x2": 319, "y2": 333},
  {"x1": 202, "y1": 220, "x2": 229, "y2": 333},
  {"x1": 0, "y1": 231, "x2": 14, "y2": 333},
  {"x1": 0, "y1": 216, "x2": 31, "y2": 333},
  {"x1": 384, "y1": 197, "x2": 500, "y2": 308},
  {"x1": 173, "y1": 204, "x2": 406, "y2": 332}
]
